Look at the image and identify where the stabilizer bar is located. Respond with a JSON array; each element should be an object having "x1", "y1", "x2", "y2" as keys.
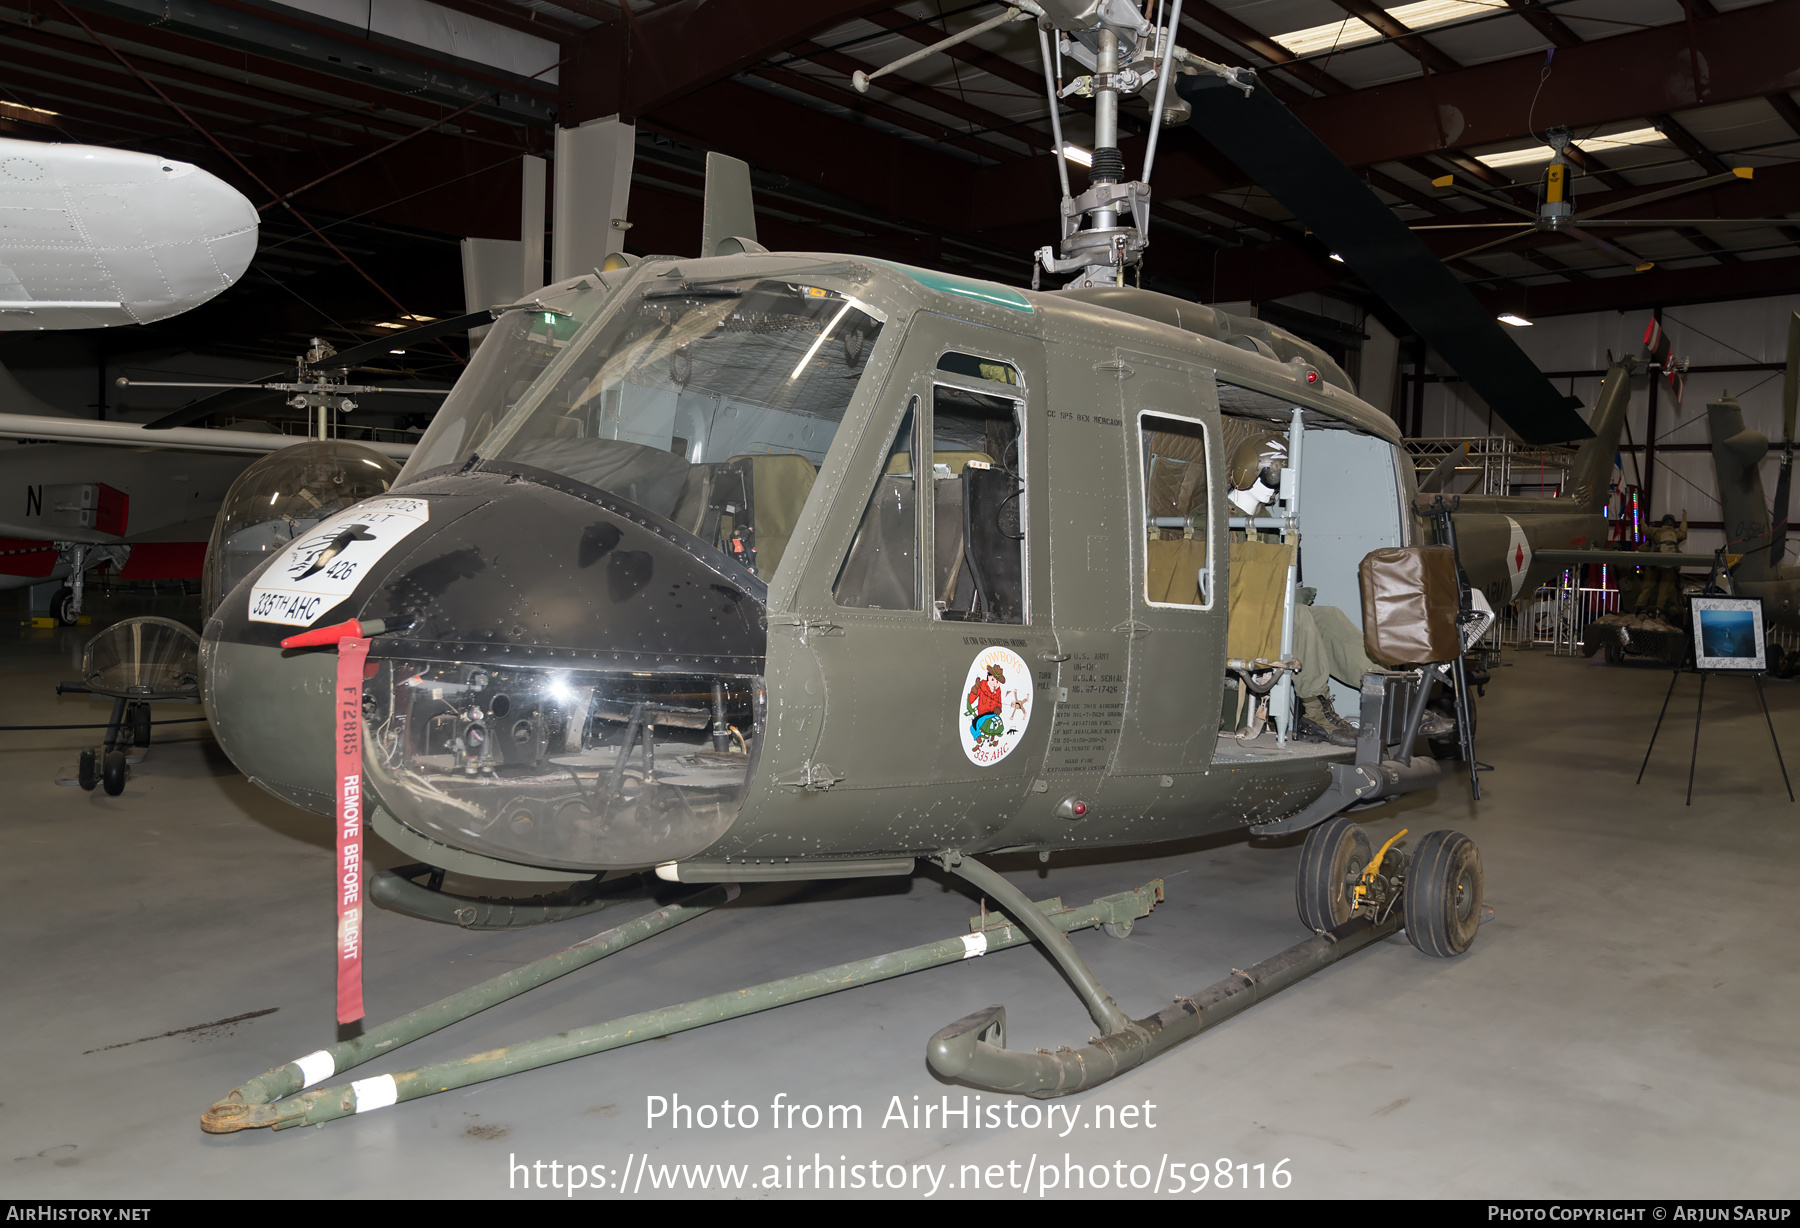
[{"x1": 927, "y1": 908, "x2": 1404, "y2": 1098}]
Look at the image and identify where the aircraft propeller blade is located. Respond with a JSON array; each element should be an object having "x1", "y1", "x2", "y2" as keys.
[{"x1": 1571, "y1": 167, "x2": 1752, "y2": 222}]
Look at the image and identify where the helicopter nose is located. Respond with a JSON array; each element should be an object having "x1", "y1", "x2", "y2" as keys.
[{"x1": 204, "y1": 468, "x2": 768, "y2": 873}]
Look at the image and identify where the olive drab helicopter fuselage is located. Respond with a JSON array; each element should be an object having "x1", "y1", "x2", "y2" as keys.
[{"x1": 202, "y1": 252, "x2": 1424, "y2": 882}]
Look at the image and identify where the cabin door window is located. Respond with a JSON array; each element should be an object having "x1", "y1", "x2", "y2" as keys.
[
  {"x1": 1139, "y1": 412, "x2": 1213, "y2": 609},
  {"x1": 929, "y1": 377, "x2": 1026, "y2": 624}
]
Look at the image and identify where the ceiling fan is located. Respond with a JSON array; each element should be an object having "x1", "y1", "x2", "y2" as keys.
[{"x1": 1413, "y1": 126, "x2": 1791, "y2": 272}]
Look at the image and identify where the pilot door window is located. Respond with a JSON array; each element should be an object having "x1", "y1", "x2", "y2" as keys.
[
  {"x1": 1140, "y1": 412, "x2": 1213, "y2": 609},
  {"x1": 930, "y1": 380, "x2": 1026, "y2": 624},
  {"x1": 833, "y1": 398, "x2": 920, "y2": 610}
]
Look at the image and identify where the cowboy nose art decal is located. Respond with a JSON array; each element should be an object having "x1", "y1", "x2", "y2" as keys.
[{"x1": 959, "y1": 645, "x2": 1033, "y2": 766}]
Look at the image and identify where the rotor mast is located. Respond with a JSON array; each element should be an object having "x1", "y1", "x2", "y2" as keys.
[
  {"x1": 1027, "y1": 0, "x2": 1244, "y2": 289},
  {"x1": 853, "y1": 0, "x2": 1250, "y2": 289}
]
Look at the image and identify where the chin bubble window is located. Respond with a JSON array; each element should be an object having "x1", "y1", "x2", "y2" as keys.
[
  {"x1": 1140, "y1": 411, "x2": 1213, "y2": 608},
  {"x1": 363, "y1": 661, "x2": 759, "y2": 872}
]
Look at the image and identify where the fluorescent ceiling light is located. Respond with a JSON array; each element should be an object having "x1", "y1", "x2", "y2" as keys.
[
  {"x1": 389, "y1": 349, "x2": 406, "y2": 354},
  {"x1": 1497, "y1": 313, "x2": 1533, "y2": 327},
  {"x1": 1329, "y1": 252, "x2": 1345, "y2": 262},
  {"x1": 1271, "y1": 0, "x2": 1507, "y2": 57},
  {"x1": 1475, "y1": 126, "x2": 1668, "y2": 169},
  {"x1": 1061, "y1": 143, "x2": 1093, "y2": 167}
]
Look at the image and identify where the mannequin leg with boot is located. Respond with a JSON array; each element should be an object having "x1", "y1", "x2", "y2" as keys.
[
  {"x1": 1292, "y1": 604, "x2": 1365, "y2": 747},
  {"x1": 1293, "y1": 604, "x2": 1453, "y2": 745}
]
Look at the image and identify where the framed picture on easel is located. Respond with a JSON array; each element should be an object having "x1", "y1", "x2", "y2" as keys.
[{"x1": 1690, "y1": 595, "x2": 1767, "y2": 672}]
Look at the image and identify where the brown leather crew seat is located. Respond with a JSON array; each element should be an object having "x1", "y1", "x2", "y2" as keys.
[{"x1": 1359, "y1": 545, "x2": 1461, "y2": 667}]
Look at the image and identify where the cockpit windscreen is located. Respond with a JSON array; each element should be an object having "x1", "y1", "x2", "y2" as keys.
[{"x1": 403, "y1": 277, "x2": 886, "y2": 581}]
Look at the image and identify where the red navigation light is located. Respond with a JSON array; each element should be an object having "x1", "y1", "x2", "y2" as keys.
[
  {"x1": 1072, "y1": 800, "x2": 1088, "y2": 817},
  {"x1": 1305, "y1": 370, "x2": 1318, "y2": 383}
]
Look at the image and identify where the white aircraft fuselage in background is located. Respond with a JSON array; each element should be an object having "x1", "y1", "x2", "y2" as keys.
[{"x1": 0, "y1": 137, "x2": 258, "y2": 330}]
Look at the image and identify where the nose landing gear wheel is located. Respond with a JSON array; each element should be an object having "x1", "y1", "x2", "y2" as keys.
[
  {"x1": 78, "y1": 748, "x2": 98, "y2": 791},
  {"x1": 1295, "y1": 815, "x2": 1372, "y2": 932},
  {"x1": 52, "y1": 586, "x2": 79, "y2": 627},
  {"x1": 102, "y1": 750, "x2": 128, "y2": 796},
  {"x1": 1403, "y1": 829, "x2": 1483, "y2": 957}
]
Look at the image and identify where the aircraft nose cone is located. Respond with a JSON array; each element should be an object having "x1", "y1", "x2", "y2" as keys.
[
  {"x1": 352, "y1": 471, "x2": 767, "y2": 669},
  {"x1": 204, "y1": 469, "x2": 767, "y2": 872},
  {"x1": 2, "y1": 140, "x2": 259, "y2": 328}
]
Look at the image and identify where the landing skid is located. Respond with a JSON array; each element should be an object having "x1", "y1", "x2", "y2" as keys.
[{"x1": 200, "y1": 835, "x2": 1480, "y2": 1133}]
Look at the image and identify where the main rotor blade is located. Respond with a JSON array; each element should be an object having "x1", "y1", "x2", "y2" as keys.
[
  {"x1": 1418, "y1": 442, "x2": 1470, "y2": 493},
  {"x1": 1776, "y1": 312, "x2": 1799, "y2": 562},
  {"x1": 1409, "y1": 222, "x2": 1536, "y2": 230},
  {"x1": 143, "y1": 383, "x2": 289, "y2": 431},
  {"x1": 1178, "y1": 73, "x2": 1591, "y2": 444},
  {"x1": 328, "y1": 309, "x2": 496, "y2": 370},
  {"x1": 1772, "y1": 453, "x2": 1791, "y2": 565},
  {"x1": 1785, "y1": 310, "x2": 1799, "y2": 447},
  {"x1": 1572, "y1": 167, "x2": 1752, "y2": 222}
]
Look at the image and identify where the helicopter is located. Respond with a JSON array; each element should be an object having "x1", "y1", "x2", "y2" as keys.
[
  {"x1": 1687, "y1": 312, "x2": 1800, "y2": 627},
  {"x1": 192, "y1": 0, "x2": 1654, "y2": 1131}
]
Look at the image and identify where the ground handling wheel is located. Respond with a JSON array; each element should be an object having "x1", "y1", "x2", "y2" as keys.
[
  {"x1": 102, "y1": 749, "x2": 128, "y2": 796},
  {"x1": 1296, "y1": 816, "x2": 1372, "y2": 932},
  {"x1": 1403, "y1": 829, "x2": 1483, "y2": 957},
  {"x1": 78, "y1": 748, "x2": 98, "y2": 791}
]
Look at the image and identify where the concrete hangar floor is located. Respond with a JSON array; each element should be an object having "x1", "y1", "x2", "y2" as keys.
[{"x1": 2, "y1": 588, "x2": 1796, "y2": 1201}]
